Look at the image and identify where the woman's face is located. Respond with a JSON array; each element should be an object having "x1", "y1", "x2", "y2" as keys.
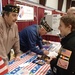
[{"x1": 58, "y1": 20, "x2": 71, "y2": 37}]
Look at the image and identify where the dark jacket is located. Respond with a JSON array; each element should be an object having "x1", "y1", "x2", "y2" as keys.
[
  {"x1": 19, "y1": 24, "x2": 44, "y2": 55},
  {"x1": 50, "y1": 31, "x2": 75, "y2": 75}
]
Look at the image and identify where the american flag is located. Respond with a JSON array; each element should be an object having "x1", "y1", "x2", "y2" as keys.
[{"x1": 8, "y1": 52, "x2": 50, "y2": 75}]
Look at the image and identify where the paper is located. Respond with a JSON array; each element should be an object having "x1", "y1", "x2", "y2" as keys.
[
  {"x1": 47, "y1": 51, "x2": 58, "y2": 57},
  {"x1": 19, "y1": 62, "x2": 30, "y2": 67}
]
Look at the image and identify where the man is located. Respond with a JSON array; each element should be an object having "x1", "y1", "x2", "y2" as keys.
[
  {"x1": 0, "y1": 4, "x2": 21, "y2": 64},
  {"x1": 67, "y1": 7, "x2": 75, "y2": 15},
  {"x1": 19, "y1": 24, "x2": 53, "y2": 55}
]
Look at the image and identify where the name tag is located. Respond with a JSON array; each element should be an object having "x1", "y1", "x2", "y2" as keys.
[{"x1": 57, "y1": 49, "x2": 72, "y2": 69}]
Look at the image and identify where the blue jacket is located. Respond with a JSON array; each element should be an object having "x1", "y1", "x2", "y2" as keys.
[{"x1": 19, "y1": 24, "x2": 44, "y2": 55}]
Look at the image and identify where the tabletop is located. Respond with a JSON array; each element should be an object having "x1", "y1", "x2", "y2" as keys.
[
  {"x1": 7, "y1": 51, "x2": 50, "y2": 75},
  {"x1": 6, "y1": 41, "x2": 61, "y2": 75}
]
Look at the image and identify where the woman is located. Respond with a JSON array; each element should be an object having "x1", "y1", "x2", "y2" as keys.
[{"x1": 50, "y1": 15, "x2": 75, "y2": 75}]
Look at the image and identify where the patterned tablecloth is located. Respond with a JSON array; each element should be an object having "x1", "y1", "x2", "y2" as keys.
[
  {"x1": 7, "y1": 51, "x2": 50, "y2": 75},
  {"x1": 6, "y1": 42, "x2": 61, "y2": 75}
]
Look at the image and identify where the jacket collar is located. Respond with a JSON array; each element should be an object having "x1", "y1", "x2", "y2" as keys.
[{"x1": 61, "y1": 31, "x2": 75, "y2": 46}]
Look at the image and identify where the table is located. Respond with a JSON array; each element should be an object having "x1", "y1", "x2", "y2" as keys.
[
  {"x1": 6, "y1": 42, "x2": 61, "y2": 75},
  {"x1": 7, "y1": 51, "x2": 50, "y2": 75},
  {"x1": 42, "y1": 34, "x2": 60, "y2": 42}
]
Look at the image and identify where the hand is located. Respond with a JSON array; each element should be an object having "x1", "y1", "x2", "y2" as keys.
[
  {"x1": 14, "y1": 55, "x2": 20, "y2": 61},
  {"x1": 45, "y1": 58, "x2": 51, "y2": 64},
  {"x1": 42, "y1": 39, "x2": 51, "y2": 45},
  {"x1": 45, "y1": 57, "x2": 55, "y2": 64},
  {"x1": 46, "y1": 41, "x2": 51, "y2": 45},
  {"x1": 43, "y1": 50, "x2": 49, "y2": 55}
]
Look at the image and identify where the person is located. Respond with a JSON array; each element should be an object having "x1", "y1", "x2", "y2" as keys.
[
  {"x1": 0, "y1": 4, "x2": 21, "y2": 65},
  {"x1": 67, "y1": 7, "x2": 75, "y2": 15},
  {"x1": 50, "y1": 15, "x2": 75, "y2": 75},
  {"x1": 19, "y1": 24, "x2": 53, "y2": 55},
  {"x1": 58, "y1": 7, "x2": 75, "y2": 39}
]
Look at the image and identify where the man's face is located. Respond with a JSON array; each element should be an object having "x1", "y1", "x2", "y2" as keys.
[
  {"x1": 5, "y1": 12, "x2": 18, "y2": 25},
  {"x1": 39, "y1": 27, "x2": 47, "y2": 36}
]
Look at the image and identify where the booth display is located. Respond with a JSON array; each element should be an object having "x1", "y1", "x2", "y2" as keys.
[{"x1": 17, "y1": 4, "x2": 34, "y2": 21}]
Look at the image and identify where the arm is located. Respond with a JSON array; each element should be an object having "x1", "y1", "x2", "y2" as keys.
[
  {"x1": 12, "y1": 24, "x2": 21, "y2": 57},
  {"x1": 27, "y1": 31, "x2": 49, "y2": 55},
  {"x1": 31, "y1": 47, "x2": 44, "y2": 55},
  {"x1": 37, "y1": 36, "x2": 43, "y2": 49},
  {"x1": 27, "y1": 30, "x2": 43, "y2": 55},
  {"x1": 0, "y1": 24, "x2": 8, "y2": 64}
]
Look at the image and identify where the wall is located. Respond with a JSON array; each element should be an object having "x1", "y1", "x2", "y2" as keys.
[
  {"x1": 62, "y1": 0, "x2": 67, "y2": 12},
  {"x1": 46, "y1": 0, "x2": 58, "y2": 10},
  {"x1": 27, "y1": 0, "x2": 67, "y2": 12},
  {"x1": 46, "y1": 0, "x2": 67, "y2": 12},
  {"x1": 2, "y1": 0, "x2": 8, "y2": 6},
  {"x1": 28, "y1": 0, "x2": 39, "y2": 4}
]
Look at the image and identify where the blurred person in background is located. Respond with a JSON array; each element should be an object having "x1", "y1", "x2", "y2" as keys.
[{"x1": 67, "y1": 7, "x2": 75, "y2": 15}]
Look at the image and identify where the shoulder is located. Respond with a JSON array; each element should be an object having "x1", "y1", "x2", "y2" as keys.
[
  {"x1": 69, "y1": 36, "x2": 75, "y2": 43},
  {"x1": 26, "y1": 24, "x2": 37, "y2": 30},
  {"x1": 65, "y1": 36, "x2": 75, "y2": 49}
]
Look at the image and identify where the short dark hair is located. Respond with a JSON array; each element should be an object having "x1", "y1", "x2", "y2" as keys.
[{"x1": 2, "y1": 11, "x2": 10, "y2": 17}]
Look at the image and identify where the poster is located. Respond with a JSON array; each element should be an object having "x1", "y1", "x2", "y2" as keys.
[{"x1": 17, "y1": 4, "x2": 34, "y2": 21}]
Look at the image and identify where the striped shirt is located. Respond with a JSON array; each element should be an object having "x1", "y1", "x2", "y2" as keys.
[{"x1": 0, "y1": 57, "x2": 8, "y2": 75}]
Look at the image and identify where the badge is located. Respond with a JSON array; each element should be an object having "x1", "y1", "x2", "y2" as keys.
[{"x1": 57, "y1": 48, "x2": 72, "y2": 69}]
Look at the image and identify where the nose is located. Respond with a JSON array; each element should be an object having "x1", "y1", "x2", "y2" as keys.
[{"x1": 15, "y1": 16, "x2": 18, "y2": 21}]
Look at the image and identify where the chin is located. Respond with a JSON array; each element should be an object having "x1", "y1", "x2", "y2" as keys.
[{"x1": 12, "y1": 22, "x2": 15, "y2": 25}]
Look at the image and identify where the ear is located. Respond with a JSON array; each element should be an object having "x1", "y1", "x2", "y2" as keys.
[
  {"x1": 68, "y1": 25, "x2": 72, "y2": 29},
  {"x1": 39, "y1": 27, "x2": 44, "y2": 33},
  {"x1": 41, "y1": 27, "x2": 44, "y2": 31}
]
